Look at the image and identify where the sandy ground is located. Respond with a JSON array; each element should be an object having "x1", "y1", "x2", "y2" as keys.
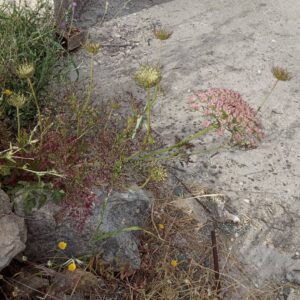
[{"x1": 73, "y1": 0, "x2": 300, "y2": 295}]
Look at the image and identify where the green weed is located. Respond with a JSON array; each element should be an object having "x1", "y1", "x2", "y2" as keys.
[{"x1": 0, "y1": 0, "x2": 66, "y2": 119}]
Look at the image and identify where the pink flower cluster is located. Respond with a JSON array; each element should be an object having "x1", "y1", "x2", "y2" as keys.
[{"x1": 189, "y1": 88, "x2": 263, "y2": 148}]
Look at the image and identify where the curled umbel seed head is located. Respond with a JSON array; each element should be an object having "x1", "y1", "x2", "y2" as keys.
[
  {"x1": 153, "y1": 27, "x2": 173, "y2": 40},
  {"x1": 272, "y1": 66, "x2": 292, "y2": 81},
  {"x1": 150, "y1": 165, "x2": 167, "y2": 183},
  {"x1": 134, "y1": 64, "x2": 161, "y2": 89},
  {"x1": 8, "y1": 94, "x2": 27, "y2": 109},
  {"x1": 84, "y1": 42, "x2": 101, "y2": 55},
  {"x1": 16, "y1": 63, "x2": 35, "y2": 79}
]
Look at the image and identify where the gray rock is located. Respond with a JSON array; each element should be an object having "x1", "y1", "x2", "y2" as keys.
[
  {"x1": 0, "y1": 188, "x2": 12, "y2": 214},
  {"x1": 287, "y1": 289, "x2": 300, "y2": 300},
  {"x1": 286, "y1": 261, "x2": 300, "y2": 285},
  {"x1": 0, "y1": 189, "x2": 27, "y2": 271},
  {"x1": 96, "y1": 189, "x2": 152, "y2": 269},
  {"x1": 14, "y1": 187, "x2": 152, "y2": 270}
]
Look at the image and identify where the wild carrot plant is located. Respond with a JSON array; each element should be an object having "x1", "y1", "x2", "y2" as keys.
[
  {"x1": 16, "y1": 63, "x2": 44, "y2": 141},
  {"x1": 134, "y1": 64, "x2": 161, "y2": 144},
  {"x1": 127, "y1": 87, "x2": 264, "y2": 165},
  {"x1": 7, "y1": 94, "x2": 27, "y2": 143},
  {"x1": 190, "y1": 88, "x2": 264, "y2": 148}
]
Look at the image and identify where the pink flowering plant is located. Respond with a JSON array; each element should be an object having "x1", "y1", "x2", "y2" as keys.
[
  {"x1": 128, "y1": 67, "x2": 292, "y2": 162},
  {"x1": 127, "y1": 88, "x2": 263, "y2": 162},
  {"x1": 190, "y1": 88, "x2": 263, "y2": 148}
]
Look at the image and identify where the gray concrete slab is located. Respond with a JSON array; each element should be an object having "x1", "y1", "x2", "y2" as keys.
[{"x1": 73, "y1": 0, "x2": 300, "y2": 291}]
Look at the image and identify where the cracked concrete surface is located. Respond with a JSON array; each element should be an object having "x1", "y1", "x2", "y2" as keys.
[{"x1": 74, "y1": 0, "x2": 300, "y2": 293}]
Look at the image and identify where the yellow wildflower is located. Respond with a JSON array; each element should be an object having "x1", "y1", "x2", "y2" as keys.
[
  {"x1": 158, "y1": 223, "x2": 165, "y2": 230},
  {"x1": 58, "y1": 241, "x2": 67, "y2": 250},
  {"x1": 3, "y1": 89, "x2": 13, "y2": 96},
  {"x1": 170, "y1": 259, "x2": 177, "y2": 268},
  {"x1": 68, "y1": 261, "x2": 77, "y2": 271}
]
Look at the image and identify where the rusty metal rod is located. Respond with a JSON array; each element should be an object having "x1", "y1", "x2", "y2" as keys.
[
  {"x1": 170, "y1": 172, "x2": 222, "y2": 298},
  {"x1": 211, "y1": 228, "x2": 221, "y2": 299}
]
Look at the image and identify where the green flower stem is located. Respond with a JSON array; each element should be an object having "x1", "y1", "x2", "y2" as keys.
[
  {"x1": 256, "y1": 80, "x2": 279, "y2": 114},
  {"x1": 103, "y1": 108, "x2": 113, "y2": 132},
  {"x1": 1, "y1": 164, "x2": 63, "y2": 180},
  {"x1": 158, "y1": 42, "x2": 162, "y2": 65},
  {"x1": 27, "y1": 78, "x2": 43, "y2": 139},
  {"x1": 152, "y1": 138, "x2": 232, "y2": 163},
  {"x1": 147, "y1": 87, "x2": 151, "y2": 137},
  {"x1": 132, "y1": 84, "x2": 159, "y2": 141},
  {"x1": 139, "y1": 176, "x2": 151, "y2": 189},
  {"x1": 16, "y1": 107, "x2": 21, "y2": 142},
  {"x1": 128, "y1": 124, "x2": 218, "y2": 162},
  {"x1": 152, "y1": 84, "x2": 160, "y2": 106},
  {"x1": 84, "y1": 55, "x2": 95, "y2": 112},
  {"x1": 78, "y1": 55, "x2": 95, "y2": 136}
]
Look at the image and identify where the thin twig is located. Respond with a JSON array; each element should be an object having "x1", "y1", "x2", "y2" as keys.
[
  {"x1": 170, "y1": 173, "x2": 212, "y2": 216},
  {"x1": 101, "y1": 43, "x2": 135, "y2": 47}
]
